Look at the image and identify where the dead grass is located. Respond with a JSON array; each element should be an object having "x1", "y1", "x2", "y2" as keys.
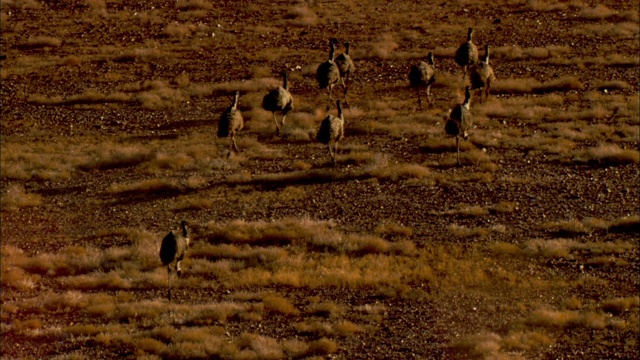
[
  {"x1": 175, "y1": 0, "x2": 213, "y2": 10},
  {"x1": 526, "y1": 308, "x2": 614, "y2": 330},
  {"x1": 286, "y1": 4, "x2": 319, "y2": 26},
  {"x1": 601, "y1": 297, "x2": 640, "y2": 315},
  {"x1": 579, "y1": 5, "x2": 638, "y2": 21},
  {"x1": 262, "y1": 294, "x2": 299, "y2": 315},
  {"x1": 492, "y1": 76, "x2": 584, "y2": 95},
  {"x1": 20, "y1": 36, "x2": 62, "y2": 49},
  {"x1": 374, "y1": 222, "x2": 414, "y2": 238},
  {"x1": 28, "y1": 90, "x2": 134, "y2": 106},
  {"x1": 1, "y1": 0, "x2": 41, "y2": 9},
  {"x1": 162, "y1": 22, "x2": 198, "y2": 38},
  {"x1": 572, "y1": 143, "x2": 639, "y2": 165},
  {"x1": 106, "y1": 179, "x2": 184, "y2": 195},
  {"x1": 1, "y1": 184, "x2": 42, "y2": 211},
  {"x1": 492, "y1": 45, "x2": 571, "y2": 60}
]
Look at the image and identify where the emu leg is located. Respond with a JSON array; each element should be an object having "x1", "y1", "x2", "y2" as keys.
[
  {"x1": 272, "y1": 113, "x2": 280, "y2": 136},
  {"x1": 456, "y1": 136, "x2": 461, "y2": 166},
  {"x1": 328, "y1": 142, "x2": 335, "y2": 165},
  {"x1": 167, "y1": 267, "x2": 172, "y2": 301},
  {"x1": 280, "y1": 114, "x2": 287, "y2": 134},
  {"x1": 231, "y1": 134, "x2": 239, "y2": 153}
]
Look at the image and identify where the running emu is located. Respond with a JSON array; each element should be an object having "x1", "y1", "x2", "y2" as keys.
[
  {"x1": 469, "y1": 45, "x2": 496, "y2": 102},
  {"x1": 316, "y1": 38, "x2": 341, "y2": 110},
  {"x1": 218, "y1": 91, "x2": 244, "y2": 153},
  {"x1": 262, "y1": 70, "x2": 294, "y2": 136},
  {"x1": 454, "y1": 27, "x2": 479, "y2": 81},
  {"x1": 408, "y1": 51, "x2": 436, "y2": 109},
  {"x1": 445, "y1": 86, "x2": 473, "y2": 166},
  {"x1": 159, "y1": 220, "x2": 190, "y2": 301},
  {"x1": 334, "y1": 41, "x2": 355, "y2": 101},
  {"x1": 316, "y1": 100, "x2": 345, "y2": 165}
]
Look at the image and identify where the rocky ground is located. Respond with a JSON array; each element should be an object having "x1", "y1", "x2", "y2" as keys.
[{"x1": 1, "y1": 0, "x2": 638, "y2": 359}]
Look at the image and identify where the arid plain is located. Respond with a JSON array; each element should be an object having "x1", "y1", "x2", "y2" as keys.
[{"x1": 1, "y1": 0, "x2": 639, "y2": 359}]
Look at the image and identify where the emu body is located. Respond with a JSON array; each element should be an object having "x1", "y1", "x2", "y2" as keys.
[
  {"x1": 469, "y1": 45, "x2": 496, "y2": 102},
  {"x1": 445, "y1": 86, "x2": 473, "y2": 165},
  {"x1": 455, "y1": 28, "x2": 479, "y2": 81},
  {"x1": 317, "y1": 100, "x2": 345, "y2": 165},
  {"x1": 409, "y1": 52, "x2": 436, "y2": 109},
  {"x1": 218, "y1": 91, "x2": 244, "y2": 153},
  {"x1": 334, "y1": 41, "x2": 355, "y2": 100},
  {"x1": 316, "y1": 38, "x2": 341, "y2": 110},
  {"x1": 262, "y1": 71, "x2": 293, "y2": 136},
  {"x1": 159, "y1": 220, "x2": 190, "y2": 301}
]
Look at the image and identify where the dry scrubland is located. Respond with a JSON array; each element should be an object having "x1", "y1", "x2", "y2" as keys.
[{"x1": 1, "y1": 0, "x2": 639, "y2": 359}]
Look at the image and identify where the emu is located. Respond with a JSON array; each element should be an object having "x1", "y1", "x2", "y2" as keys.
[
  {"x1": 408, "y1": 51, "x2": 436, "y2": 109},
  {"x1": 159, "y1": 220, "x2": 190, "y2": 301},
  {"x1": 262, "y1": 70, "x2": 294, "y2": 136},
  {"x1": 316, "y1": 38, "x2": 341, "y2": 110},
  {"x1": 445, "y1": 86, "x2": 473, "y2": 166},
  {"x1": 454, "y1": 27, "x2": 479, "y2": 81},
  {"x1": 316, "y1": 100, "x2": 345, "y2": 165},
  {"x1": 469, "y1": 45, "x2": 496, "y2": 102},
  {"x1": 218, "y1": 91, "x2": 244, "y2": 153},
  {"x1": 334, "y1": 41, "x2": 355, "y2": 102}
]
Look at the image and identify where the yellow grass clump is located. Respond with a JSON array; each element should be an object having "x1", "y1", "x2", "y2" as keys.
[
  {"x1": 573, "y1": 143, "x2": 639, "y2": 165},
  {"x1": 1, "y1": 184, "x2": 42, "y2": 210}
]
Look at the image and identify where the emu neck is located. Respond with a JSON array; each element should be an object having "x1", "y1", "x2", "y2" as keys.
[
  {"x1": 232, "y1": 94, "x2": 239, "y2": 109},
  {"x1": 282, "y1": 73, "x2": 288, "y2": 90}
]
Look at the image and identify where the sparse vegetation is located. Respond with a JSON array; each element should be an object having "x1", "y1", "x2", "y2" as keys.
[{"x1": 1, "y1": 0, "x2": 637, "y2": 359}]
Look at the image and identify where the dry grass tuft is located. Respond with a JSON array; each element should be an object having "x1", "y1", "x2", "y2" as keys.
[
  {"x1": 374, "y1": 222, "x2": 414, "y2": 238},
  {"x1": 106, "y1": 179, "x2": 184, "y2": 195},
  {"x1": 608, "y1": 215, "x2": 639, "y2": 233},
  {"x1": 448, "y1": 224, "x2": 491, "y2": 238},
  {"x1": 262, "y1": 294, "x2": 299, "y2": 315},
  {"x1": 572, "y1": 143, "x2": 639, "y2": 165},
  {"x1": 20, "y1": 36, "x2": 62, "y2": 49},
  {"x1": 578, "y1": 4, "x2": 637, "y2": 21},
  {"x1": 526, "y1": 308, "x2": 612, "y2": 330},
  {"x1": 370, "y1": 163, "x2": 432, "y2": 181},
  {"x1": 600, "y1": 297, "x2": 639, "y2": 315},
  {"x1": 306, "y1": 301, "x2": 342, "y2": 318},
  {"x1": 305, "y1": 338, "x2": 338, "y2": 356},
  {"x1": 28, "y1": 90, "x2": 134, "y2": 106},
  {"x1": 369, "y1": 34, "x2": 399, "y2": 59},
  {"x1": 1, "y1": 184, "x2": 42, "y2": 211},
  {"x1": 501, "y1": 331, "x2": 554, "y2": 351},
  {"x1": 286, "y1": 4, "x2": 319, "y2": 26},
  {"x1": 176, "y1": 0, "x2": 213, "y2": 10},
  {"x1": 542, "y1": 219, "x2": 592, "y2": 236},
  {"x1": 492, "y1": 76, "x2": 583, "y2": 94},
  {"x1": 2, "y1": 0, "x2": 41, "y2": 9}
]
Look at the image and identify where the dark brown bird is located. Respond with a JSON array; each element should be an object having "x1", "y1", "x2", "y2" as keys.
[
  {"x1": 316, "y1": 100, "x2": 345, "y2": 165},
  {"x1": 445, "y1": 86, "x2": 472, "y2": 165},
  {"x1": 316, "y1": 38, "x2": 341, "y2": 110},
  {"x1": 334, "y1": 41, "x2": 355, "y2": 101},
  {"x1": 408, "y1": 52, "x2": 436, "y2": 109},
  {"x1": 469, "y1": 45, "x2": 496, "y2": 102},
  {"x1": 159, "y1": 220, "x2": 190, "y2": 301},
  {"x1": 262, "y1": 70, "x2": 294, "y2": 136},
  {"x1": 454, "y1": 27, "x2": 479, "y2": 81},
  {"x1": 218, "y1": 91, "x2": 244, "y2": 153}
]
